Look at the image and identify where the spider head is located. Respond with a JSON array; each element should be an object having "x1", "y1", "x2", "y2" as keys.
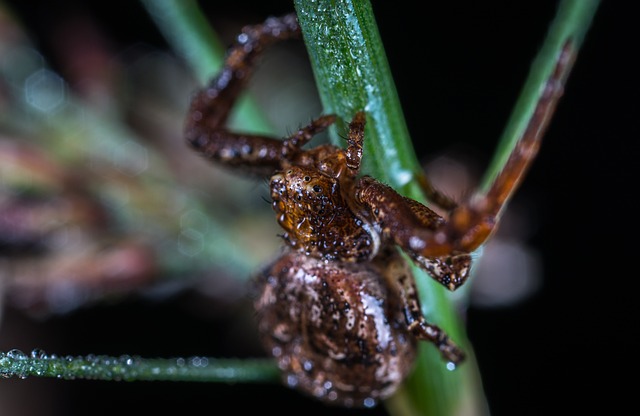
[
  {"x1": 269, "y1": 148, "x2": 375, "y2": 261},
  {"x1": 270, "y1": 167, "x2": 341, "y2": 245}
]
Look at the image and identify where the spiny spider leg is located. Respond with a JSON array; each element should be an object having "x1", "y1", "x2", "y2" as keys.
[
  {"x1": 355, "y1": 176, "x2": 472, "y2": 290},
  {"x1": 379, "y1": 249, "x2": 465, "y2": 364},
  {"x1": 345, "y1": 111, "x2": 365, "y2": 174},
  {"x1": 184, "y1": 13, "x2": 310, "y2": 175},
  {"x1": 340, "y1": 112, "x2": 472, "y2": 290},
  {"x1": 414, "y1": 173, "x2": 459, "y2": 211},
  {"x1": 482, "y1": 41, "x2": 576, "y2": 213},
  {"x1": 281, "y1": 115, "x2": 337, "y2": 156},
  {"x1": 356, "y1": 41, "x2": 577, "y2": 290}
]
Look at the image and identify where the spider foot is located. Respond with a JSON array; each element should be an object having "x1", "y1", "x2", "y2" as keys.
[
  {"x1": 408, "y1": 321, "x2": 465, "y2": 365},
  {"x1": 437, "y1": 336, "x2": 466, "y2": 366}
]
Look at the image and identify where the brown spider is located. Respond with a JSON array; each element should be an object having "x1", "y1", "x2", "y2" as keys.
[{"x1": 184, "y1": 13, "x2": 572, "y2": 408}]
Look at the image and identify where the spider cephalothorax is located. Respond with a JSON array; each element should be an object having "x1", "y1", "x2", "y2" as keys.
[{"x1": 269, "y1": 134, "x2": 376, "y2": 262}]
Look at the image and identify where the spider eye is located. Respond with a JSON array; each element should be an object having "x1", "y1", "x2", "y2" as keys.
[
  {"x1": 312, "y1": 185, "x2": 322, "y2": 193},
  {"x1": 304, "y1": 176, "x2": 311, "y2": 182}
]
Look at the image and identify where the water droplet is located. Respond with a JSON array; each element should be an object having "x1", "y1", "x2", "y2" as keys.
[
  {"x1": 190, "y1": 356, "x2": 208, "y2": 368},
  {"x1": 30, "y1": 348, "x2": 47, "y2": 359},
  {"x1": 7, "y1": 349, "x2": 26, "y2": 360},
  {"x1": 363, "y1": 397, "x2": 376, "y2": 408},
  {"x1": 24, "y1": 68, "x2": 66, "y2": 113},
  {"x1": 286, "y1": 374, "x2": 298, "y2": 387},
  {"x1": 303, "y1": 360, "x2": 313, "y2": 371},
  {"x1": 446, "y1": 361, "x2": 457, "y2": 371}
]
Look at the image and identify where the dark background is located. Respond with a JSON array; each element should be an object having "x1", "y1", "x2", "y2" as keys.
[{"x1": 1, "y1": 1, "x2": 634, "y2": 415}]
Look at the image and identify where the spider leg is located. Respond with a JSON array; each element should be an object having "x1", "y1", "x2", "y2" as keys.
[
  {"x1": 377, "y1": 249, "x2": 465, "y2": 364},
  {"x1": 281, "y1": 115, "x2": 337, "y2": 156},
  {"x1": 185, "y1": 13, "x2": 322, "y2": 176},
  {"x1": 398, "y1": 196, "x2": 473, "y2": 290},
  {"x1": 356, "y1": 176, "x2": 472, "y2": 290},
  {"x1": 357, "y1": 42, "x2": 576, "y2": 290},
  {"x1": 344, "y1": 111, "x2": 366, "y2": 174},
  {"x1": 414, "y1": 172, "x2": 459, "y2": 211},
  {"x1": 482, "y1": 41, "x2": 575, "y2": 213}
]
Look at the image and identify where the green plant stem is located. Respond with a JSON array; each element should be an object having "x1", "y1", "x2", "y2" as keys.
[
  {"x1": 0, "y1": 349, "x2": 279, "y2": 383},
  {"x1": 139, "y1": 0, "x2": 225, "y2": 85},
  {"x1": 481, "y1": 0, "x2": 600, "y2": 194},
  {"x1": 294, "y1": 1, "x2": 422, "y2": 194}
]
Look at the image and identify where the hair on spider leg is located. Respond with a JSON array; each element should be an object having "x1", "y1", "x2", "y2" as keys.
[
  {"x1": 284, "y1": 117, "x2": 316, "y2": 138},
  {"x1": 284, "y1": 116, "x2": 328, "y2": 145},
  {"x1": 260, "y1": 194, "x2": 271, "y2": 205},
  {"x1": 254, "y1": 177, "x2": 273, "y2": 206}
]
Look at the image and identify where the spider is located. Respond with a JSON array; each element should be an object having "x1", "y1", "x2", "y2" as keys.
[{"x1": 184, "y1": 12, "x2": 572, "y2": 408}]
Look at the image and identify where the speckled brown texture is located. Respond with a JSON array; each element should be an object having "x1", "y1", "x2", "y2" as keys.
[{"x1": 254, "y1": 249, "x2": 416, "y2": 408}]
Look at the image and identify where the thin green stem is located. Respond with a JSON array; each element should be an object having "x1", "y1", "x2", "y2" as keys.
[
  {"x1": 139, "y1": 0, "x2": 225, "y2": 85},
  {"x1": 0, "y1": 349, "x2": 280, "y2": 383},
  {"x1": 481, "y1": 0, "x2": 600, "y2": 194}
]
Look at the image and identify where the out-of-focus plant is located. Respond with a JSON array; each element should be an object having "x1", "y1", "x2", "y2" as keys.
[{"x1": 0, "y1": 1, "x2": 284, "y2": 318}]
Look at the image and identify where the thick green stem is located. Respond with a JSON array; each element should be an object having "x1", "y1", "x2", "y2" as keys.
[{"x1": 293, "y1": 1, "x2": 422, "y2": 193}]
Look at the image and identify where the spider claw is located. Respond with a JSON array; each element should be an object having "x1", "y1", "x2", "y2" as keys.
[
  {"x1": 440, "y1": 340, "x2": 466, "y2": 365},
  {"x1": 407, "y1": 321, "x2": 465, "y2": 365}
]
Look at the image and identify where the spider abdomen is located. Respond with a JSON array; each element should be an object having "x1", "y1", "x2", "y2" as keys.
[{"x1": 254, "y1": 249, "x2": 416, "y2": 408}]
